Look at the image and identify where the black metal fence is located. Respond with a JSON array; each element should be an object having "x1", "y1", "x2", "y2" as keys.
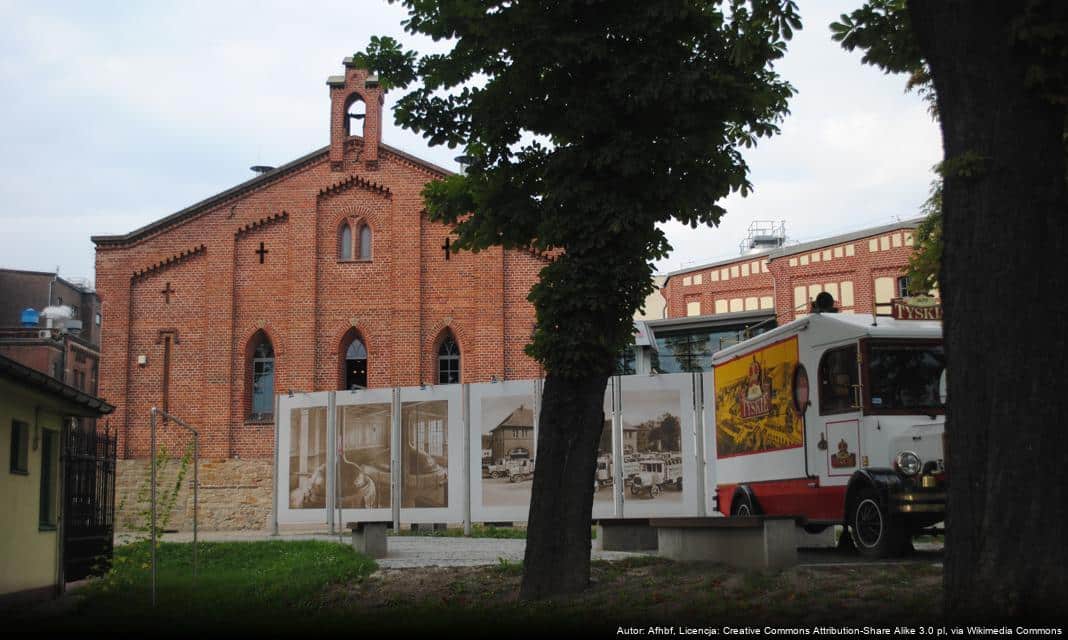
[{"x1": 64, "y1": 422, "x2": 117, "y2": 581}]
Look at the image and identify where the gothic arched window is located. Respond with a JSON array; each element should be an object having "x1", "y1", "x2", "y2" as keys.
[
  {"x1": 358, "y1": 224, "x2": 372, "y2": 260},
  {"x1": 249, "y1": 332, "x2": 275, "y2": 420},
  {"x1": 344, "y1": 335, "x2": 368, "y2": 390},
  {"x1": 437, "y1": 334, "x2": 460, "y2": 384},
  {"x1": 339, "y1": 221, "x2": 353, "y2": 260}
]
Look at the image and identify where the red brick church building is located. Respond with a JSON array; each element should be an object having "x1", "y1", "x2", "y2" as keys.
[{"x1": 93, "y1": 60, "x2": 543, "y2": 528}]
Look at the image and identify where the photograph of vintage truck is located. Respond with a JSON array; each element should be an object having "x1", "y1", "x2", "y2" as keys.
[
  {"x1": 611, "y1": 390, "x2": 685, "y2": 504},
  {"x1": 480, "y1": 396, "x2": 537, "y2": 507}
]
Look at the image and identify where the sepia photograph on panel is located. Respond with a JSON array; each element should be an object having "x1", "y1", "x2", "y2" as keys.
[
  {"x1": 401, "y1": 400, "x2": 449, "y2": 508},
  {"x1": 619, "y1": 389, "x2": 684, "y2": 504},
  {"x1": 337, "y1": 402, "x2": 393, "y2": 509},
  {"x1": 288, "y1": 407, "x2": 328, "y2": 509},
  {"x1": 480, "y1": 395, "x2": 536, "y2": 507},
  {"x1": 592, "y1": 390, "x2": 614, "y2": 505}
]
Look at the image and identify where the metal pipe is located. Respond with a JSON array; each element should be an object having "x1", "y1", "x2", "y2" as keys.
[
  {"x1": 612, "y1": 377, "x2": 624, "y2": 517},
  {"x1": 192, "y1": 431, "x2": 198, "y2": 579},
  {"x1": 152, "y1": 409, "x2": 200, "y2": 587},
  {"x1": 271, "y1": 394, "x2": 280, "y2": 537},
  {"x1": 327, "y1": 391, "x2": 337, "y2": 535},
  {"x1": 693, "y1": 373, "x2": 707, "y2": 518},
  {"x1": 462, "y1": 383, "x2": 471, "y2": 537},
  {"x1": 391, "y1": 388, "x2": 400, "y2": 531},
  {"x1": 150, "y1": 407, "x2": 157, "y2": 607}
]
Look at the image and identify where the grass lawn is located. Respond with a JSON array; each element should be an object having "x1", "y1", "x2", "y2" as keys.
[
  {"x1": 20, "y1": 540, "x2": 377, "y2": 634},
  {"x1": 14, "y1": 540, "x2": 945, "y2": 636}
]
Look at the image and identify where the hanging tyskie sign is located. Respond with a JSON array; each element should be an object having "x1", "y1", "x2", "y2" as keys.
[{"x1": 890, "y1": 295, "x2": 942, "y2": 321}]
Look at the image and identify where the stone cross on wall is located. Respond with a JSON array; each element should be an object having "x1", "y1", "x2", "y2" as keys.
[
  {"x1": 255, "y1": 242, "x2": 269, "y2": 264},
  {"x1": 161, "y1": 282, "x2": 175, "y2": 304}
]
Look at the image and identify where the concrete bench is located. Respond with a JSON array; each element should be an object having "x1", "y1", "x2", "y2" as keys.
[
  {"x1": 650, "y1": 516, "x2": 801, "y2": 569},
  {"x1": 593, "y1": 518, "x2": 658, "y2": 552},
  {"x1": 346, "y1": 521, "x2": 390, "y2": 558}
]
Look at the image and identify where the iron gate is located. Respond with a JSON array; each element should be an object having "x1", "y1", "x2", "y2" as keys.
[{"x1": 64, "y1": 422, "x2": 117, "y2": 581}]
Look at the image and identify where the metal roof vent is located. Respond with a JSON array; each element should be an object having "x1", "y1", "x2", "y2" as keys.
[{"x1": 739, "y1": 220, "x2": 786, "y2": 255}]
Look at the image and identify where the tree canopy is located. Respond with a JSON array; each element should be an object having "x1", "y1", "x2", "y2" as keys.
[
  {"x1": 357, "y1": 0, "x2": 802, "y2": 598},
  {"x1": 357, "y1": 0, "x2": 800, "y2": 378}
]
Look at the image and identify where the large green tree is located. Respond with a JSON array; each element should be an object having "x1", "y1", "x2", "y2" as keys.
[
  {"x1": 834, "y1": 0, "x2": 1067, "y2": 620},
  {"x1": 358, "y1": 0, "x2": 799, "y2": 598}
]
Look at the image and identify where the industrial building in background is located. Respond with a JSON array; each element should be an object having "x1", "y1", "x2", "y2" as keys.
[
  {"x1": 624, "y1": 218, "x2": 930, "y2": 377},
  {"x1": 0, "y1": 269, "x2": 101, "y2": 395},
  {"x1": 0, "y1": 269, "x2": 115, "y2": 606}
]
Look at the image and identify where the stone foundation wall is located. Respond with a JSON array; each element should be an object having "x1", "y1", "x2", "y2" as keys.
[{"x1": 115, "y1": 458, "x2": 274, "y2": 532}]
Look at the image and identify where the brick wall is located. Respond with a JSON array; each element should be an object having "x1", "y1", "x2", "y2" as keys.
[
  {"x1": 94, "y1": 62, "x2": 545, "y2": 468},
  {"x1": 662, "y1": 225, "x2": 921, "y2": 322}
]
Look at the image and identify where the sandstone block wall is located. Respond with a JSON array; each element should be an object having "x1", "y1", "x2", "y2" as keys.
[{"x1": 115, "y1": 458, "x2": 273, "y2": 532}]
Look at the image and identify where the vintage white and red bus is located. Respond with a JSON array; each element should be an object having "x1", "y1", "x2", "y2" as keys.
[{"x1": 710, "y1": 306, "x2": 945, "y2": 557}]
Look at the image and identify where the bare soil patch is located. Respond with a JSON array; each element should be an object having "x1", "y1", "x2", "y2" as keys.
[{"x1": 325, "y1": 556, "x2": 943, "y2": 631}]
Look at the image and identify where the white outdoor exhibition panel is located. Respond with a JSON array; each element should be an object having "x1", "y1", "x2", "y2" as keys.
[
  {"x1": 700, "y1": 378, "x2": 722, "y2": 516},
  {"x1": 334, "y1": 387, "x2": 396, "y2": 525},
  {"x1": 616, "y1": 373, "x2": 699, "y2": 519},
  {"x1": 469, "y1": 379, "x2": 538, "y2": 523},
  {"x1": 396, "y1": 384, "x2": 465, "y2": 524},
  {"x1": 276, "y1": 391, "x2": 331, "y2": 525},
  {"x1": 592, "y1": 380, "x2": 619, "y2": 520}
]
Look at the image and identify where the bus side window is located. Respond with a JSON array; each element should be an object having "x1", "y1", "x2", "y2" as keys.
[{"x1": 819, "y1": 345, "x2": 858, "y2": 414}]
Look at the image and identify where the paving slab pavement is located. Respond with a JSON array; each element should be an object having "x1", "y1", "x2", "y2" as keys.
[{"x1": 116, "y1": 531, "x2": 655, "y2": 569}]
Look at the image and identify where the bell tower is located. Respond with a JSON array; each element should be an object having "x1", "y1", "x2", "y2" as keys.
[{"x1": 327, "y1": 57, "x2": 384, "y2": 171}]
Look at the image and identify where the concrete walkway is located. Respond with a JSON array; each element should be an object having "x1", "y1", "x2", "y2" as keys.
[{"x1": 116, "y1": 531, "x2": 654, "y2": 569}]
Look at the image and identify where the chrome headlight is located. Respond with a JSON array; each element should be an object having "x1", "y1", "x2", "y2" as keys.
[{"x1": 895, "y1": 451, "x2": 922, "y2": 476}]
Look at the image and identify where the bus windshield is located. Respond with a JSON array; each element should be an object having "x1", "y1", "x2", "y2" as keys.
[{"x1": 867, "y1": 341, "x2": 945, "y2": 412}]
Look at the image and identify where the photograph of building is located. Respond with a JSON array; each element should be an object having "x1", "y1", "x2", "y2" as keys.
[{"x1": 480, "y1": 398, "x2": 535, "y2": 508}]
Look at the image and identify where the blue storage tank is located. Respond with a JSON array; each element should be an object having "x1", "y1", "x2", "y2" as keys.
[{"x1": 20, "y1": 308, "x2": 40, "y2": 327}]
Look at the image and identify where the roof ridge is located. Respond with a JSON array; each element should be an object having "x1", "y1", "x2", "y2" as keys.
[{"x1": 92, "y1": 138, "x2": 456, "y2": 248}]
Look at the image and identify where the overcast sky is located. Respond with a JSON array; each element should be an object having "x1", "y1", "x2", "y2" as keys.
[{"x1": 0, "y1": 1, "x2": 941, "y2": 283}]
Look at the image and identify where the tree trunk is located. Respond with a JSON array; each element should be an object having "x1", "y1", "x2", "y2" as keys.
[
  {"x1": 520, "y1": 371, "x2": 608, "y2": 600},
  {"x1": 908, "y1": 0, "x2": 1068, "y2": 621}
]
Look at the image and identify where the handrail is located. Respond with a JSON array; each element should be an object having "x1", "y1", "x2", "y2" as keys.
[{"x1": 148, "y1": 407, "x2": 200, "y2": 608}]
